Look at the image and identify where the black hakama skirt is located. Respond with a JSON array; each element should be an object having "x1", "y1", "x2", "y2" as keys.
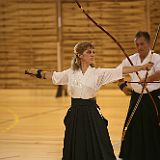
[
  {"x1": 119, "y1": 89, "x2": 160, "y2": 160},
  {"x1": 62, "y1": 98, "x2": 116, "y2": 160}
]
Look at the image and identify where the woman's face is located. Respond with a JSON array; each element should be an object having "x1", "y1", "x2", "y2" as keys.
[{"x1": 79, "y1": 47, "x2": 95, "y2": 65}]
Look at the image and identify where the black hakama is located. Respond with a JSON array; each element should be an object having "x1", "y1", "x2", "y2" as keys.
[
  {"x1": 62, "y1": 98, "x2": 116, "y2": 160},
  {"x1": 119, "y1": 89, "x2": 160, "y2": 160}
]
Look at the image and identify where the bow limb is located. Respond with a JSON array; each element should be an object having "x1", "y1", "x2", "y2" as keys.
[
  {"x1": 75, "y1": 1, "x2": 150, "y2": 80},
  {"x1": 140, "y1": 24, "x2": 160, "y2": 118},
  {"x1": 143, "y1": 24, "x2": 160, "y2": 82},
  {"x1": 140, "y1": 24, "x2": 160, "y2": 116},
  {"x1": 122, "y1": 70, "x2": 149, "y2": 140},
  {"x1": 75, "y1": 0, "x2": 134, "y2": 66},
  {"x1": 75, "y1": 0, "x2": 157, "y2": 82},
  {"x1": 75, "y1": 1, "x2": 157, "y2": 91}
]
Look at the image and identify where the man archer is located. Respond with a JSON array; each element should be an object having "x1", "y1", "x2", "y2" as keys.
[{"x1": 118, "y1": 31, "x2": 160, "y2": 160}]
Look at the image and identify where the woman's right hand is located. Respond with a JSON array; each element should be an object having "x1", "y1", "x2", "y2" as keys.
[{"x1": 25, "y1": 69, "x2": 38, "y2": 77}]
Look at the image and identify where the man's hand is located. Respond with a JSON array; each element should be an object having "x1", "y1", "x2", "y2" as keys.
[
  {"x1": 142, "y1": 62, "x2": 154, "y2": 71},
  {"x1": 118, "y1": 79, "x2": 132, "y2": 96}
]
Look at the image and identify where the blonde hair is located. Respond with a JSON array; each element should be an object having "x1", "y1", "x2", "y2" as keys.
[{"x1": 71, "y1": 41, "x2": 95, "y2": 70}]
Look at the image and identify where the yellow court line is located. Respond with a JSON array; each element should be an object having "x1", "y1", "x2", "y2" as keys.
[
  {"x1": 0, "y1": 106, "x2": 69, "y2": 134},
  {"x1": 0, "y1": 155, "x2": 20, "y2": 159},
  {"x1": 0, "y1": 108, "x2": 19, "y2": 134}
]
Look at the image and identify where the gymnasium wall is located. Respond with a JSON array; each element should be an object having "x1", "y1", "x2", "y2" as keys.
[{"x1": 0, "y1": 0, "x2": 159, "y2": 89}]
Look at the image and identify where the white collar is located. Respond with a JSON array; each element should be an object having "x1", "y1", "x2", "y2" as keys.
[{"x1": 137, "y1": 50, "x2": 152, "y2": 64}]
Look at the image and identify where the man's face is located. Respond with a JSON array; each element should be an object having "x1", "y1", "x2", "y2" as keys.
[{"x1": 135, "y1": 36, "x2": 150, "y2": 57}]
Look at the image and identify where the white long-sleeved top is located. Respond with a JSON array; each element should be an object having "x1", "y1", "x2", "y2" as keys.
[
  {"x1": 52, "y1": 66, "x2": 123, "y2": 99},
  {"x1": 119, "y1": 50, "x2": 160, "y2": 93}
]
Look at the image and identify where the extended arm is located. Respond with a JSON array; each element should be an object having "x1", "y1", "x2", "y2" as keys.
[{"x1": 122, "y1": 62, "x2": 153, "y2": 74}]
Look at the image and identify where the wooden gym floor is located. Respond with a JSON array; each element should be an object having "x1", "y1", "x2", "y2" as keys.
[{"x1": 0, "y1": 89, "x2": 130, "y2": 160}]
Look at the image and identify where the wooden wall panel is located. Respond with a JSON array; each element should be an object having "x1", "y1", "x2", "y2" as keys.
[
  {"x1": 62, "y1": 1, "x2": 146, "y2": 71},
  {"x1": 150, "y1": 0, "x2": 160, "y2": 53},
  {"x1": 0, "y1": 0, "x2": 57, "y2": 89},
  {"x1": 1, "y1": 0, "x2": 159, "y2": 89}
]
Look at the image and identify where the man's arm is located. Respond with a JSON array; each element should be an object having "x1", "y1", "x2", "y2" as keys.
[{"x1": 141, "y1": 70, "x2": 160, "y2": 82}]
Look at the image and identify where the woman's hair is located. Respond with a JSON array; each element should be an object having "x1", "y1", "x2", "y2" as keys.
[{"x1": 71, "y1": 41, "x2": 95, "y2": 70}]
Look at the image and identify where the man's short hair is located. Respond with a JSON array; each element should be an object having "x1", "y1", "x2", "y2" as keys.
[{"x1": 135, "y1": 31, "x2": 150, "y2": 43}]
